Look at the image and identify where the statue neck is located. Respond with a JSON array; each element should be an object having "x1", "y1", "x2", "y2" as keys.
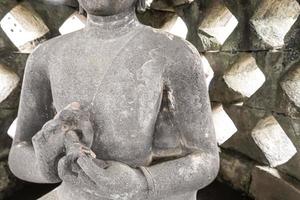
[{"x1": 86, "y1": 8, "x2": 140, "y2": 39}]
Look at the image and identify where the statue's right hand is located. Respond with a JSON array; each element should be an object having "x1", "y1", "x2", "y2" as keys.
[
  {"x1": 31, "y1": 112, "x2": 71, "y2": 180},
  {"x1": 32, "y1": 118, "x2": 66, "y2": 160},
  {"x1": 31, "y1": 116, "x2": 66, "y2": 181},
  {"x1": 32, "y1": 102, "x2": 93, "y2": 180}
]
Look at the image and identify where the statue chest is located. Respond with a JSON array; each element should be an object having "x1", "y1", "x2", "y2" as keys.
[{"x1": 49, "y1": 48, "x2": 166, "y2": 166}]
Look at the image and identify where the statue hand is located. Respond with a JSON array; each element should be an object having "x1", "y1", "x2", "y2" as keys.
[
  {"x1": 58, "y1": 131, "x2": 96, "y2": 182},
  {"x1": 32, "y1": 117, "x2": 66, "y2": 179},
  {"x1": 32, "y1": 102, "x2": 93, "y2": 179},
  {"x1": 77, "y1": 156, "x2": 149, "y2": 200}
]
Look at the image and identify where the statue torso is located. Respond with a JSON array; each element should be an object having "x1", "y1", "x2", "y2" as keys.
[{"x1": 47, "y1": 27, "x2": 168, "y2": 167}]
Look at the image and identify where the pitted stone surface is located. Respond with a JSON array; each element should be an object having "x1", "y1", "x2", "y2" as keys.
[{"x1": 0, "y1": 0, "x2": 300, "y2": 199}]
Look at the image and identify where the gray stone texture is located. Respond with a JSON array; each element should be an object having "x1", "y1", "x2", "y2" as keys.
[
  {"x1": 218, "y1": 150, "x2": 255, "y2": 192},
  {"x1": 6, "y1": 0, "x2": 219, "y2": 200},
  {"x1": 0, "y1": 0, "x2": 299, "y2": 199},
  {"x1": 250, "y1": 166, "x2": 300, "y2": 200}
]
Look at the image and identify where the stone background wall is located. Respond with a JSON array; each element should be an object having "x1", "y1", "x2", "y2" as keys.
[{"x1": 0, "y1": 0, "x2": 299, "y2": 199}]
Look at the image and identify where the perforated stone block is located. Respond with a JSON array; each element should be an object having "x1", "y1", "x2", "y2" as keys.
[
  {"x1": 221, "y1": 105, "x2": 269, "y2": 165},
  {"x1": 59, "y1": 11, "x2": 86, "y2": 35},
  {"x1": 280, "y1": 64, "x2": 300, "y2": 108},
  {"x1": 212, "y1": 104, "x2": 237, "y2": 145},
  {"x1": 250, "y1": 0, "x2": 300, "y2": 48},
  {"x1": 223, "y1": 53, "x2": 265, "y2": 98},
  {"x1": 0, "y1": 2, "x2": 49, "y2": 53},
  {"x1": 251, "y1": 116, "x2": 297, "y2": 167}
]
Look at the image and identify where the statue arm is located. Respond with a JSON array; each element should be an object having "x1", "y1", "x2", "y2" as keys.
[
  {"x1": 8, "y1": 45, "x2": 58, "y2": 183},
  {"x1": 141, "y1": 46, "x2": 219, "y2": 198}
]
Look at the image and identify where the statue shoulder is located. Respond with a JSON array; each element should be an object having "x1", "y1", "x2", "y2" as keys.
[
  {"x1": 140, "y1": 26, "x2": 201, "y2": 61},
  {"x1": 138, "y1": 26, "x2": 202, "y2": 75},
  {"x1": 39, "y1": 30, "x2": 82, "y2": 51},
  {"x1": 26, "y1": 30, "x2": 82, "y2": 75}
]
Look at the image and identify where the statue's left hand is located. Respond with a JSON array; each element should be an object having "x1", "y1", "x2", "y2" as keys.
[
  {"x1": 57, "y1": 131, "x2": 96, "y2": 182},
  {"x1": 76, "y1": 156, "x2": 149, "y2": 200}
]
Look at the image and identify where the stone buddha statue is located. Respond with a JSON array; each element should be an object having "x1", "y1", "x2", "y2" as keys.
[{"x1": 8, "y1": 0, "x2": 219, "y2": 199}]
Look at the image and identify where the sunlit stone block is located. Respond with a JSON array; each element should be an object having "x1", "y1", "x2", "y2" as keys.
[
  {"x1": 0, "y1": 64, "x2": 19, "y2": 103},
  {"x1": 212, "y1": 104, "x2": 237, "y2": 145},
  {"x1": 223, "y1": 54, "x2": 266, "y2": 98},
  {"x1": 251, "y1": 116, "x2": 297, "y2": 167},
  {"x1": 0, "y1": 3, "x2": 49, "y2": 53},
  {"x1": 59, "y1": 12, "x2": 86, "y2": 35}
]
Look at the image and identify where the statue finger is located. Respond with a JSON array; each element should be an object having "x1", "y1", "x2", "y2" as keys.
[
  {"x1": 77, "y1": 120, "x2": 94, "y2": 147},
  {"x1": 59, "y1": 152, "x2": 83, "y2": 175},
  {"x1": 42, "y1": 119, "x2": 61, "y2": 133},
  {"x1": 77, "y1": 156, "x2": 109, "y2": 183},
  {"x1": 57, "y1": 156, "x2": 75, "y2": 181},
  {"x1": 55, "y1": 102, "x2": 82, "y2": 124},
  {"x1": 64, "y1": 130, "x2": 81, "y2": 149}
]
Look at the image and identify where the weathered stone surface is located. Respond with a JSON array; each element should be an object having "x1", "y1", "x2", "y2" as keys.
[
  {"x1": 40, "y1": 0, "x2": 79, "y2": 7},
  {"x1": 245, "y1": 51, "x2": 300, "y2": 116},
  {"x1": 212, "y1": 104, "x2": 237, "y2": 145},
  {"x1": 59, "y1": 11, "x2": 86, "y2": 35},
  {"x1": 274, "y1": 110, "x2": 300, "y2": 181},
  {"x1": 278, "y1": 153, "x2": 300, "y2": 181},
  {"x1": 0, "y1": 1, "x2": 49, "y2": 53},
  {"x1": 0, "y1": 0, "x2": 18, "y2": 19},
  {"x1": 0, "y1": 28, "x2": 16, "y2": 52},
  {"x1": 206, "y1": 52, "x2": 248, "y2": 103},
  {"x1": 250, "y1": 0, "x2": 300, "y2": 48},
  {"x1": 251, "y1": 116, "x2": 297, "y2": 167},
  {"x1": 0, "y1": 53, "x2": 27, "y2": 155},
  {"x1": 7, "y1": 1, "x2": 219, "y2": 200},
  {"x1": 209, "y1": 75, "x2": 244, "y2": 103},
  {"x1": 39, "y1": 189, "x2": 59, "y2": 200},
  {"x1": 197, "y1": 0, "x2": 238, "y2": 45},
  {"x1": 280, "y1": 63, "x2": 300, "y2": 108},
  {"x1": 0, "y1": 64, "x2": 19, "y2": 104},
  {"x1": 207, "y1": 52, "x2": 265, "y2": 103},
  {"x1": 222, "y1": 0, "x2": 300, "y2": 51},
  {"x1": 0, "y1": 0, "x2": 299, "y2": 199},
  {"x1": 218, "y1": 150, "x2": 255, "y2": 192},
  {"x1": 150, "y1": 0, "x2": 193, "y2": 12},
  {"x1": 222, "y1": 105, "x2": 269, "y2": 165},
  {"x1": 221, "y1": 0, "x2": 266, "y2": 51},
  {"x1": 223, "y1": 53, "x2": 265, "y2": 98},
  {"x1": 29, "y1": 0, "x2": 76, "y2": 36},
  {"x1": 250, "y1": 166, "x2": 300, "y2": 200},
  {"x1": 176, "y1": 0, "x2": 236, "y2": 52},
  {"x1": 137, "y1": 9, "x2": 177, "y2": 29}
]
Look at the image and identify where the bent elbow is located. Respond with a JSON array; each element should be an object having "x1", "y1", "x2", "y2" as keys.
[
  {"x1": 8, "y1": 146, "x2": 26, "y2": 180},
  {"x1": 209, "y1": 153, "x2": 220, "y2": 181},
  {"x1": 189, "y1": 152, "x2": 220, "y2": 190},
  {"x1": 8, "y1": 144, "x2": 59, "y2": 184}
]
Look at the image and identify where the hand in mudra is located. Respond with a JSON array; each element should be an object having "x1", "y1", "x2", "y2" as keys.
[
  {"x1": 58, "y1": 130, "x2": 148, "y2": 199},
  {"x1": 32, "y1": 102, "x2": 94, "y2": 181},
  {"x1": 58, "y1": 130, "x2": 97, "y2": 182},
  {"x1": 73, "y1": 157, "x2": 148, "y2": 199}
]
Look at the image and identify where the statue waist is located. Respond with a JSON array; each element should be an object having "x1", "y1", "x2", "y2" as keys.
[{"x1": 45, "y1": 183, "x2": 198, "y2": 200}]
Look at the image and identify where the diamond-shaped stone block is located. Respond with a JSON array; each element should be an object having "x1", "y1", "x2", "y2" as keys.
[
  {"x1": 0, "y1": 2, "x2": 49, "y2": 53},
  {"x1": 251, "y1": 116, "x2": 297, "y2": 167},
  {"x1": 0, "y1": 64, "x2": 19, "y2": 104},
  {"x1": 223, "y1": 53, "x2": 266, "y2": 98}
]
